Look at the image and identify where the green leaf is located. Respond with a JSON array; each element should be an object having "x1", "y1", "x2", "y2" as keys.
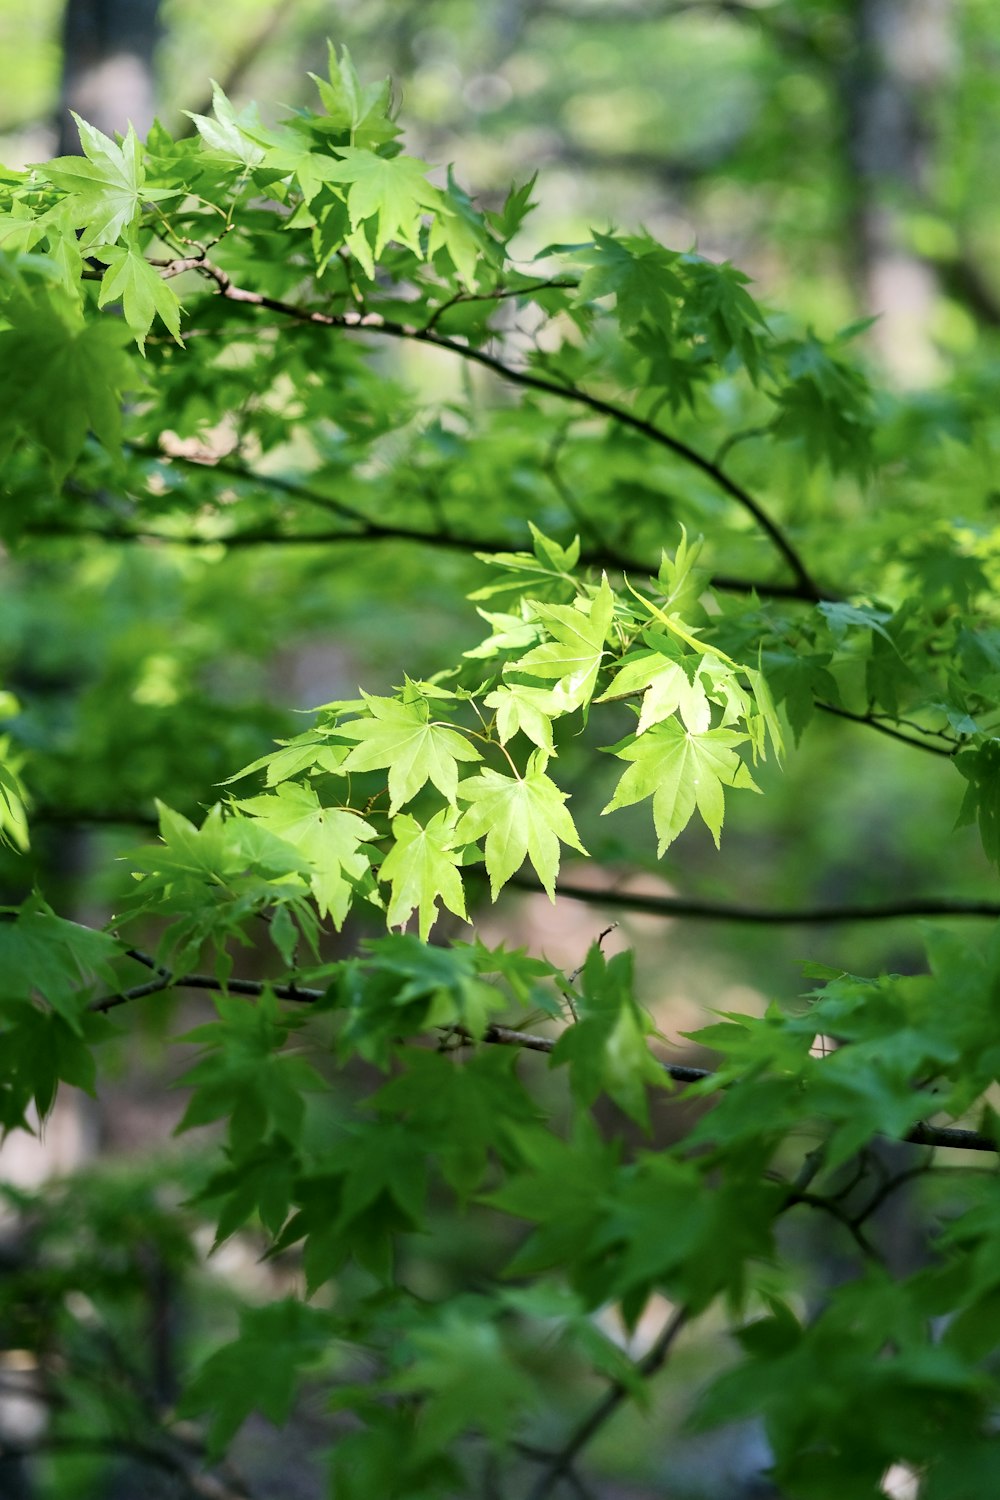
[
  {"x1": 483, "y1": 682, "x2": 556, "y2": 752},
  {"x1": 576, "y1": 229, "x2": 685, "y2": 331},
  {"x1": 0, "y1": 898, "x2": 121, "y2": 1026},
  {"x1": 338, "y1": 692, "x2": 481, "y2": 812},
  {"x1": 97, "y1": 241, "x2": 182, "y2": 352},
  {"x1": 455, "y1": 750, "x2": 587, "y2": 898},
  {"x1": 315, "y1": 148, "x2": 440, "y2": 259},
  {"x1": 43, "y1": 118, "x2": 151, "y2": 248},
  {"x1": 0, "y1": 739, "x2": 29, "y2": 851},
  {"x1": 380, "y1": 809, "x2": 468, "y2": 939},
  {"x1": 179, "y1": 1300, "x2": 334, "y2": 1458},
  {"x1": 598, "y1": 645, "x2": 711, "y2": 734},
  {"x1": 552, "y1": 948, "x2": 667, "y2": 1126},
  {"x1": 184, "y1": 81, "x2": 266, "y2": 169},
  {"x1": 236, "y1": 782, "x2": 377, "y2": 926},
  {"x1": 391, "y1": 1307, "x2": 533, "y2": 1456},
  {"x1": 955, "y1": 738, "x2": 1000, "y2": 869},
  {"x1": 310, "y1": 43, "x2": 399, "y2": 148},
  {"x1": 603, "y1": 718, "x2": 758, "y2": 852},
  {"x1": 508, "y1": 575, "x2": 613, "y2": 714},
  {"x1": 0, "y1": 298, "x2": 136, "y2": 472}
]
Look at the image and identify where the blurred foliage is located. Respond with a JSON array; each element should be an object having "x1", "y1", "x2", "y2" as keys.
[{"x1": 0, "y1": 5, "x2": 999, "y2": 1499}]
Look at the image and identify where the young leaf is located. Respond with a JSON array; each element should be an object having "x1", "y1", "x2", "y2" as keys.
[
  {"x1": 380, "y1": 809, "x2": 468, "y2": 939},
  {"x1": 598, "y1": 647, "x2": 711, "y2": 734},
  {"x1": 508, "y1": 575, "x2": 613, "y2": 714},
  {"x1": 43, "y1": 118, "x2": 155, "y2": 248},
  {"x1": 236, "y1": 782, "x2": 377, "y2": 927},
  {"x1": 484, "y1": 682, "x2": 556, "y2": 753},
  {"x1": 338, "y1": 693, "x2": 482, "y2": 812},
  {"x1": 603, "y1": 719, "x2": 759, "y2": 853},
  {"x1": 310, "y1": 42, "x2": 399, "y2": 147},
  {"x1": 97, "y1": 242, "x2": 182, "y2": 352},
  {"x1": 316, "y1": 148, "x2": 440, "y2": 258},
  {"x1": 184, "y1": 81, "x2": 266, "y2": 169},
  {"x1": 455, "y1": 750, "x2": 587, "y2": 898}
]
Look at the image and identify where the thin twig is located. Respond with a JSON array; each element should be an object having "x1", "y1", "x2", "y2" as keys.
[
  {"x1": 526, "y1": 1305, "x2": 688, "y2": 1500},
  {"x1": 174, "y1": 258, "x2": 829, "y2": 601},
  {"x1": 509, "y1": 874, "x2": 1000, "y2": 925},
  {"x1": 816, "y1": 702, "x2": 956, "y2": 757},
  {"x1": 86, "y1": 970, "x2": 1000, "y2": 1153},
  {"x1": 853, "y1": 1158, "x2": 936, "y2": 1227},
  {"x1": 787, "y1": 1191, "x2": 881, "y2": 1261},
  {"x1": 20, "y1": 512, "x2": 813, "y2": 605}
]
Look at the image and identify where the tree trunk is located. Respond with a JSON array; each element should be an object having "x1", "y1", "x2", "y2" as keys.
[
  {"x1": 841, "y1": 0, "x2": 955, "y2": 383},
  {"x1": 57, "y1": 0, "x2": 161, "y2": 154}
]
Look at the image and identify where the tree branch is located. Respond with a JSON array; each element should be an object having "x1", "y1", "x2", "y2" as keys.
[
  {"x1": 178, "y1": 258, "x2": 830, "y2": 602},
  {"x1": 526, "y1": 1304, "x2": 689, "y2": 1500},
  {"x1": 513, "y1": 874, "x2": 1000, "y2": 925},
  {"x1": 20, "y1": 513, "x2": 809, "y2": 603},
  {"x1": 91, "y1": 963, "x2": 1000, "y2": 1153},
  {"x1": 816, "y1": 701, "x2": 957, "y2": 757}
]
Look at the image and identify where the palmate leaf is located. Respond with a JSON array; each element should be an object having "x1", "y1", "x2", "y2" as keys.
[
  {"x1": 97, "y1": 241, "x2": 182, "y2": 352},
  {"x1": 180, "y1": 1300, "x2": 335, "y2": 1459},
  {"x1": 42, "y1": 116, "x2": 169, "y2": 248},
  {"x1": 455, "y1": 750, "x2": 587, "y2": 898},
  {"x1": 0, "y1": 738, "x2": 28, "y2": 851},
  {"x1": 236, "y1": 783, "x2": 377, "y2": 927},
  {"x1": 955, "y1": 738, "x2": 1000, "y2": 869},
  {"x1": 390, "y1": 1307, "x2": 533, "y2": 1457},
  {"x1": 184, "y1": 81, "x2": 266, "y2": 169},
  {"x1": 338, "y1": 691, "x2": 481, "y2": 812},
  {"x1": 310, "y1": 42, "x2": 400, "y2": 148},
  {"x1": 380, "y1": 810, "x2": 468, "y2": 940},
  {"x1": 604, "y1": 718, "x2": 759, "y2": 853},
  {"x1": 484, "y1": 682, "x2": 556, "y2": 753},
  {"x1": 508, "y1": 575, "x2": 613, "y2": 714},
  {"x1": 552, "y1": 948, "x2": 667, "y2": 1127},
  {"x1": 0, "y1": 296, "x2": 135, "y2": 473},
  {"x1": 315, "y1": 147, "x2": 440, "y2": 263},
  {"x1": 598, "y1": 645, "x2": 711, "y2": 734},
  {"x1": 426, "y1": 166, "x2": 496, "y2": 288},
  {"x1": 575, "y1": 229, "x2": 685, "y2": 332}
]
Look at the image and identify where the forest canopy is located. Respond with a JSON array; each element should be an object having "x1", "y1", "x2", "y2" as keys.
[{"x1": 2, "y1": 18, "x2": 1000, "y2": 1500}]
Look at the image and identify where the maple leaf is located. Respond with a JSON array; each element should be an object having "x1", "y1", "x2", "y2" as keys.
[
  {"x1": 310, "y1": 43, "x2": 399, "y2": 148},
  {"x1": 316, "y1": 147, "x2": 441, "y2": 259},
  {"x1": 338, "y1": 691, "x2": 481, "y2": 812},
  {"x1": 427, "y1": 168, "x2": 491, "y2": 287},
  {"x1": 380, "y1": 810, "x2": 468, "y2": 940},
  {"x1": 237, "y1": 783, "x2": 377, "y2": 928},
  {"x1": 98, "y1": 242, "x2": 182, "y2": 353},
  {"x1": 484, "y1": 682, "x2": 556, "y2": 753},
  {"x1": 604, "y1": 719, "x2": 759, "y2": 853},
  {"x1": 43, "y1": 116, "x2": 165, "y2": 248},
  {"x1": 185, "y1": 82, "x2": 266, "y2": 169},
  {"x1": 598, "y1": 647, "x2": 711, "y2": 734},
  {"x1": 0, "y1": 298, "x2": 136, "y2": 473},
  {"x1": 508, "y1": 576, "x2": 613, "y2": 715},
  {"x1": 455, "y1": 751, "x2": 587, "y2": 898},
  {"x1": 575, "y1": 230, "x2": 685, "y2": 332}
]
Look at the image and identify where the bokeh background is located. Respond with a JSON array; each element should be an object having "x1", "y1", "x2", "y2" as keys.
[{"x1": 0, "y1": 3, "x2": 998, "y2": 1497}]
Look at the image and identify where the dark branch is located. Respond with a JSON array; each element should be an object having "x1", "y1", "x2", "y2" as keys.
[
  {"x1": 816, "y1": 701, "x2": 957, "y2": 757},
  {"x1": 91, "y1": 964, "x2": 1000, "y2": 1153},
  {"x1": 19, "y1": 515, "x2": 809, "y2": 602},
  {"x1": 515, "y1": 874, "x2": 1000, "y2": 925},
  {"x1": 786, "y1": 1190, "x2": 881, "y2": 1261},
  {"x1": 124, "y1": 440, "x2": 372, "y2": 527},
  {"x1": 174, "y1": 258, "x2": 830, "y2": 602},
  {"x1": 526, "y1": 1305, "x2": 689, "y2": 1500}
]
